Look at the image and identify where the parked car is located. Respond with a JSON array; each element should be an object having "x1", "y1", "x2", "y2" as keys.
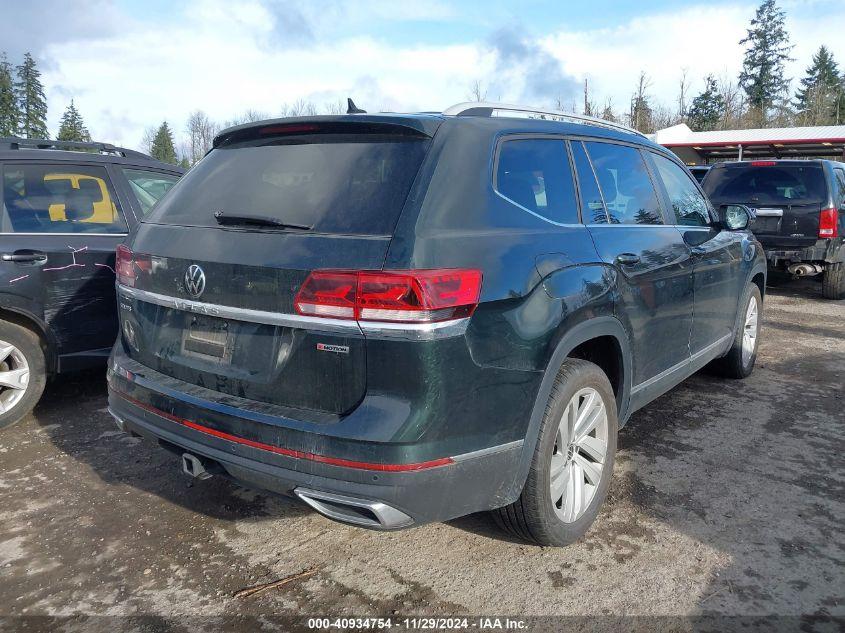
[
  {"x1": 106, "y1": 103, "x2": 766, "y2": 546},
  {"x1": 702, "y1": 159, "x2": 845, "y2": 299},
  {"x1": 688, "y1": 165, "x2": 710, "y2": 184},
  {"x1": 0, "y1": 137, "x2": 183, "y2": 429}
]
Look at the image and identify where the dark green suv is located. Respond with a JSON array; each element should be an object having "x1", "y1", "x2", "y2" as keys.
[{"x1": 107, "y1": 103, "x2": 766, "y2": 546}]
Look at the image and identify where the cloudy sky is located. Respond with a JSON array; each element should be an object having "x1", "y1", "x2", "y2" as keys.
[{"x1": 3, "y1": 0, "x2": 845, "y2": 151}]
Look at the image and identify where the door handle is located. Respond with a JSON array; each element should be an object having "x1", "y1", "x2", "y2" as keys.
[
  {"x1": 1, "y1": 250, "x2": 47, "y2": 263},
  {"x1": 616, "y1": 253, "x2": 641, "y2": 266}
]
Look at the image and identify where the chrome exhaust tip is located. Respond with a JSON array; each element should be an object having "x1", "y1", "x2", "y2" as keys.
[
  {"x1": 294, "y1": 487, "x2": 413, "y2": 530},
  {"x1": 182, "y1": 453, "x2": 213, "y2": 480}
]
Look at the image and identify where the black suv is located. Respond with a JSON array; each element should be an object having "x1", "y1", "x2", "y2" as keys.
[
  {"x1": 107, "y1": 104, "x2": 766, "y2": 546},
  {"x1": 0, "y1": 138, "x2": 183, "y2": 428},
  {"x1": 703, "y1": 159, "x2": 845, "y2": 299}
]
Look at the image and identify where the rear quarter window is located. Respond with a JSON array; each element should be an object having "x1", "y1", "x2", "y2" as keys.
[{"x1": 494, "y1": 138, "x2": 579, "y2": 225}]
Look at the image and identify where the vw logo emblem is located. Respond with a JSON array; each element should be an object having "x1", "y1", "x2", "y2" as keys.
[{"x1": 184, "y1": 264, "x2": 206, "y2": 299}]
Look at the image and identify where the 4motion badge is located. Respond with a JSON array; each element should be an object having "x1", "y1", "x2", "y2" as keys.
[{"x1": 316, "y1": 343, "x2": 350, "y2": 354}]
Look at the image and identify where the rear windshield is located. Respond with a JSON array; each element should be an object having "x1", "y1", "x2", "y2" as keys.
[
  {"x1": 703, "y1": 163, "x2": 826, "y2": 206},
  {"x1": 145, "y1": 134, "x2": 429, "y2": 235}
]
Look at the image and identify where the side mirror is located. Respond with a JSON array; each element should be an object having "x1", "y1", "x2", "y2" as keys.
[{"x1": 718, "y1": 204, "x2": 753, "y2": 231}]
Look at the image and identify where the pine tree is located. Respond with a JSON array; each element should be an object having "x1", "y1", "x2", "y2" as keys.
[
  {"x1": 14, "y1": 52, "x2": 48, "y2": 139},
  {"x1": 738, "y1": 0, "x2": 793, "y2": 125},
  {"x1": 150, "y1": 121, "x2": 177, "y2": 164},
  {"x1": 794, "y1": 46, "x2": 844, "y2": 125},
  {"x1": 687, "y1": 75, "x2": 726, "y2": 131},
  {"x1": 0, "y1": 53, "x2": 19, "y2": 137},
  {"x1": 56, "y1": 100, "x2": 91, "y2": 142}
]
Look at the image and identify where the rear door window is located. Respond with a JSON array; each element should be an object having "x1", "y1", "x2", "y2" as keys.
[
  {"x1": 122, "y1": 168, "x2": 180, "y2": 216},
  {"x1": 146, "y1": 134, "x2": 429, "y2": 235},
  {"x1": 584, "y1": 142, "x2": 663, "y2": 225},
  {"x1": 1, "y1": 163, "x2": 127, "y2": 234},
  {"x1": 651, "y1": 153, "x2": 711, "y2": 226},
  {"x1": 703, "y1": 163, "x2": 827, "y2": 206},
  {"x1": 495, "y1": 138, "x2": 579, "y2": 224}
]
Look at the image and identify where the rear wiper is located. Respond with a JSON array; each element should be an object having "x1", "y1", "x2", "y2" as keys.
[{"x1": 213, "y1": 211, "x2": 312, "y2": 231}]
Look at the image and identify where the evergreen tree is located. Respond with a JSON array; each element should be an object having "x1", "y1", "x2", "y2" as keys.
[
  {"x1": 0, "y1": 53, "x2": 19, "y2": 137},
  {"x1": 687, "y1": 75, "x2": 726, "y2": 131},
  {"x1": 14, "y1": 52, "x2": 48, "y2": 138},
  {"x1": 56, "y1": 100, "x2": 91, "y2": 142},
  {"x1": 150, "y1": 121, "x2": 177, "y2": 164},
  {"x1": 738, "y1": 0, "x2": 793, "y2": 125},
  {"x1": 794, "y1": 46, "x2": 844, "y2": 125}
]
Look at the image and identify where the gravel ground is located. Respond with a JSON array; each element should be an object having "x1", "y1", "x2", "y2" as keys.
[{"x1": 0, "y1": 278, "x2": 842, "y2": 632}]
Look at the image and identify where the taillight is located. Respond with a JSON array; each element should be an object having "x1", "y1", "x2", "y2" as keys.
[
  {"x1": 751, "y1": 161, "x2": 777, "y2": 166},
  {"x1": 295, "y1": 269, "x2": 483, "y2": 323},
  {"x1": 819, "y1": 208, "x2": 839, "y2": 238},
  {"x1": 115, "y1": 244, "x2": 135, "y2": 287},
  {"x1": 115, "y1": 245, "x2": 151, "y2": 287}
]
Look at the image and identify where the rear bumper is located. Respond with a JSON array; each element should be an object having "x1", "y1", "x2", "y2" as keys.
[
  {"x1": 764, "y1": 238, "x2": 843, "y2": 266},
  {"x1": 106, "y1": 354, "x2": 524, "y2": 529}
]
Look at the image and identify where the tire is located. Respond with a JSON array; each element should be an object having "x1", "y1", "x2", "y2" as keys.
[
  {"x1": 0, "y1": 320, "x2": 47, "y2": 431},
  {"x1": 712, "y1": 284, "x2": 762, "y2": 379},
  {"x1": 494, "y1": 358, "x2": 618, "y2": 547},
  {"x1": 822, "y1": 262, "x2": 845, "y2": 300}
]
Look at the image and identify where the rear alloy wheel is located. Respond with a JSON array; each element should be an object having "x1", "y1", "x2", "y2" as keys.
[
  {"x1": 494, "y1": 358, "x2": 617, "y2": 546},
  {"x1": 0, "y1": 321, "x2": 46, "y2": 431},
  {"x1": 822, "y1": 262, "x2": 845, "y2": 300},
  {"x1": 550, "y1": 388, "x2": 609, "y2": 523}
]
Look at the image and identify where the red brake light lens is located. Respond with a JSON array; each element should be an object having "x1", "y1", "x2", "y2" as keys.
[
  {"x1": 751, "y1": 161, "x2": 777, "y2": 166},
  {"x1": 116, "y1": 244, "x2": 135, "y2": 287},
  {"x1": 819, "y1": 208, "x2": 839, "y2": 238},
  {"x1": 294, "y1": 271, "x2": 357, "y2": 319},
  {"x1": 295, "y1": 269, "x2": 483, "y2": 323}
]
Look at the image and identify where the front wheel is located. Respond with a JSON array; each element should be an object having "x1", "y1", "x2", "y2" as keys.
[
  {"x1": 494, "y1": 358, "x2": 618, "y2": 546},
  {"x1": 712, "y1": 284, "x2": 762, "y2": 379}
]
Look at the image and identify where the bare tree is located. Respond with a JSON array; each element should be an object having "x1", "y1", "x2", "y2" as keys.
[
  {"x1": 282, "y1": 99, "x2": 318, "y2": 117},
  {"x1": 185, "y1": 110, "x2": 218, "y2": 165},
  {"x1": 600, "y1": 98, "x2": 618, "y2": 122},
  {"x1": 468, "y1": 79, "x2": 487, "y2": 102},
  {"x1": 223, "y1": 109, "x2": 270, "y2": 128},
  {"x1": 716, "y1": 74, "x2": 745, "y2": 129},
  {"x1": 628, "y1": 72, "x2": 654, "y2": 133},
  {"x1": 323, "y1": 99, "x2": 345, "y2": 115},
  {"x1": 583, "y1": 77, "x2": 598, "y2": 116},
  {"x1": 140, "y1": 126, "x2": 156, "y2": 154},
  {"x1": 677, "y1": 68, "x2": 690, "y2": 121}
]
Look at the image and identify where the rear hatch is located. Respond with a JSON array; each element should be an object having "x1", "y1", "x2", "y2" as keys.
[
  {"x1": 119, "y1": 119, "x2": 435, "y2": 415},
  {"x1": 703, "y1": 161, "x2": 828, "y2": 249}
]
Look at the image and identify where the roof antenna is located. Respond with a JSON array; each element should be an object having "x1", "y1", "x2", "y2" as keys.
[{"x1": 347, "y1": 98, "x2": 366, "y2": 114}]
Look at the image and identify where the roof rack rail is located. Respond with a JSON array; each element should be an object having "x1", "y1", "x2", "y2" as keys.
[
  {"x1": 0, "y1": 137, "x2": 152, "y2": 160},
  {"x1": 443, "y1": 102, "x2": 646, "y2": 137}
]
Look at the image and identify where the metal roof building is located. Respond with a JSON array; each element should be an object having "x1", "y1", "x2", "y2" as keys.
[{"x1": 652, "y1": 123, "x2": 845, "y2": 164}]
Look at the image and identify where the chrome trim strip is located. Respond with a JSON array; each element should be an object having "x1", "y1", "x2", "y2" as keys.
[
  {"x1": 450, "y1": 439, "x2": 524, "y2": 463},
  {"x1": 754, "y1": 208, "x2": 783, "y2": 217},
  {"x1": 118, "y1": 284, "x2": 361, "y2": 334},
  {"x1": 631, "y1": 334, "x2": 732, "y2": 395},
  {"x1": 358, "y1": 317, "x2": 470, "y2": 341},
  {"x1": 117, "y1": 284, "x2": 469, "y2": 340}
]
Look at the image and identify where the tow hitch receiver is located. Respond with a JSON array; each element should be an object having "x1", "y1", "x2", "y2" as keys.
[{"x1": 182, "y1": 453, "x2": 213, "y2": 480}]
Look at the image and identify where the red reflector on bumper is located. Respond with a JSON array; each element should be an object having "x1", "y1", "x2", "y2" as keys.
[{"x1": 113, "y1": 391, "x2": 453, "y2": 472}]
